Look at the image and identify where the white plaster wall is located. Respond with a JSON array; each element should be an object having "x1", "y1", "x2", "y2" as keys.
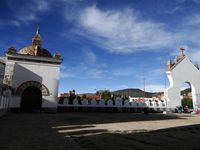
[
  {"x1": 166, "y1": 57, "x2": 200, "y2": 110},
  {"x1": 0, "y1": 63, "x2": 5, "y2": 82},
  {"x1": 8, "y1": 60, "x2": 60, "y2": 108}
]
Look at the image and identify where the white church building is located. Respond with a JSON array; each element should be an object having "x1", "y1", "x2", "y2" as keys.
[
  {"x1": 166, "y1": 48, "x2": 200, "y2": 111},
  {"x1": 0, "y1": 28, "x2": 62, "y2": 112}
]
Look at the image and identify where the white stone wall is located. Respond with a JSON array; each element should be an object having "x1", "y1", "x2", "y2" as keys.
[
  {"x1": 166, "y1": 57, "x2": 200, "y2": 110},
  {"x1": 0, "y1": 89, "x2": 11, "y2": 117},
  {"x1": 6, "y1": 59, "x2": 61, "y2": 109},
  {"x1": 0, "y1": 63, "x2": 5, "y2": 83},
  {"x1": 0, "y1": 63, "x2": 5, "y2": 97},
  {"x1": 58, "y1": 97, "x2": 166, "y2": 109}
]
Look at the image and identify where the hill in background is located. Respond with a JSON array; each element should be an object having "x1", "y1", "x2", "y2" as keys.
[
  {"x1": 76, "y1": 88, "x2": 191, "y2": 99},
  {"x1": 112, "y1": 88, "x2": 163, "y2": 98}
]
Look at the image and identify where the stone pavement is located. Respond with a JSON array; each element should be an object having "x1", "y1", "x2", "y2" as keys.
[{"x1": 0, "y1": 112, "x2": 200, "y2": 150}]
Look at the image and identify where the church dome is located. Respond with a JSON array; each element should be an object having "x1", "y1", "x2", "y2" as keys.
[
  {"x1": 18, "y1": 28, "x2": 53, "y2": 58},
  {"x1": 19, "y1": 46, "x2": 52, "y2": 58}
]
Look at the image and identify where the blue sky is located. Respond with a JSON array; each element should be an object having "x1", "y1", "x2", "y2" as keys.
[{"x1": 0, "y1": 0, "x2": 200, "y2": 93}]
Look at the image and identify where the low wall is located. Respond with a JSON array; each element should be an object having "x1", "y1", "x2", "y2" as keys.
[
  {"x1": 58, "y1": 97, "x2": 166, "y2": 112},
  {"x1": 0, "y1": 89, "x2": 11, "y2": 117},
  {"x1": 0, "y1": 96, "x2": 9, "y2": 117}
]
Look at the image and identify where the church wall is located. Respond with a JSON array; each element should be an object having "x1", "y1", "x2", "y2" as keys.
[
  {"x1": 8, "y1": 60, "x2": 60, "y2": 110},
  {"x1": 166, "y1": 57, "x2": 200, "y2": 110},
  {"x1": 0, "y1": 63, "x2": 5, "y2": 96}
]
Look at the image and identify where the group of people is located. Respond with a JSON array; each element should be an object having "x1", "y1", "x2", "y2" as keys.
[
  {"x1": 183, "y1": 105, "x2": 190, "y2": 113},
  {"x1": 175, "y1": 105, "x2": 190, "y2": 113}
]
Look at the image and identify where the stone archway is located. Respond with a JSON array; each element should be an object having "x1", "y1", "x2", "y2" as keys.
[
  {"x1": 166, "y1": 51, "x2": 200, "y2": 111},
  {"x1": 16, "y1": 81, "x2": 50, "y2": 96},
  {"x1": 21, "y1": 86, "x2": 42, "y2": 112},
  {"x1": 180, "y1": 82, "x2": 193, "y2": 109},
  {"x1": 16, "y1": 81, "x2": 50, "y2": 112}
]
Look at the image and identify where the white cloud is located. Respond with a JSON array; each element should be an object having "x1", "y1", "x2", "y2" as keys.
[
  {"x1": 60, "y1": 71, "x2": 73, "y2": 79},
  {"x1": 151, "y1": 68, "x2": 165, "y2": 76},
  {"x1": 119, "y1": 85, "x2": 130, "y2": 89},
  {"x1": 193, "y1": 0, "x2": 200, "y2": 4},
  {"x1": 63, "y1": 4, "x2": 200, "y2": 57},
  {"x1": 84, "y1": 50, "x2": 96, "y2": 63},
  {"x1": 0, "y1": 20, "x2": 20, "y2": 27},
  {"x1": 189, "y1": 49, "x2": 200, "y2": 63},
  {"x1": 163, "y1": 6, "x2": 183, "y2": 14},
  {"x1": 60, "y1": 62, "x2": 107, "y2": 79},
  {"x1": 185, "y1": 14, "x2": 200, "y2": 26},
  {"x1": 112, "y1": 67, "x2": 135, "y2": 76},
  {"x1": 73, "y1": 5, "x2": 177, "y2": 53},
  {"x1": 144, "y1": 84, "x2": 165, "y2": 92},
  {"x1": 60, "y1": 65, "x2": 74, "y2": 79},
  {"x1": 60, "y1": 64, "x2": 66, "y2": 70},
  {"x1": 63, "y1": 0, "x2": 84, "y2": 22},
  {"x1": 86, "y1": 68, "x2": 106, "y2": 78},
  {"x1": 6, "y1": 0, "x2": 50, "y2": 24}
]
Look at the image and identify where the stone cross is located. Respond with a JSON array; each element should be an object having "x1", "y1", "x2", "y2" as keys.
[{"x1": 180, "y1": 48, "x2": 185, "y2": 57}]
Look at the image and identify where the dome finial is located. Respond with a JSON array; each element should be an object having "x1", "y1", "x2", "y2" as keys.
[
  {"x1": 36, "y1": 27, "x2": 40, "y2": 34},
  {"x1": 32, "y1": 27, "x2": 42, "y2": 50}
]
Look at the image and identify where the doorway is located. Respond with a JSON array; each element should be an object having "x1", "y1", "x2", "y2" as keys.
[{"x1": 21, "y1": 87, "x2": 42, "y2": 112}]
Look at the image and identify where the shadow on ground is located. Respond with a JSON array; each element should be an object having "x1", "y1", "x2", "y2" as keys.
[
  {"x1": 52, "y1": 112, "x2": 188, "y2": 126},
  {"x1": 64, "y1": 124, "x2": 200, "y2": 150},
  {"x1": 0, "y1": 113, "x2": 198, "y2": 150}
]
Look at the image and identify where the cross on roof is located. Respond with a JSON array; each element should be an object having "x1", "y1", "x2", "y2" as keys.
[{"x1": 180, "y1": 48, "x2": 185, "y2": 57}]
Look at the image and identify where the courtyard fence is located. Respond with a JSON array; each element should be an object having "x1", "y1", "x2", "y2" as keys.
[{"x1": 58, "y1": 97, "x2": 166, "y2": 112}]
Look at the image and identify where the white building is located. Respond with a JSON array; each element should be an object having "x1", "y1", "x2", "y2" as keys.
[
  {"x1": 0, "y1": 60, "x2": 6, "y2": 97},
  {"x1": 0, "y1": 28, "x2": 62, "y2": 112},
  {"x1": 166, "y1": 48, "x2": 200, "y2": 111}
]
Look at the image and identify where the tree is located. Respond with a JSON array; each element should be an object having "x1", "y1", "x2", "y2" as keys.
[
  {"x1": 81, "y1": 94, "x2": 87, "y2": 99},
  {"x1": 101, "y1": 90, "x2": 111, "y2": 100},
  {"x1": 181, "y1": 98, "x2": 193, "y2": 108}
]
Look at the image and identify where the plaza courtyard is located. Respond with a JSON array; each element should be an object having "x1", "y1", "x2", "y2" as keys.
[{"x1": 0, "y1": 112, "x2": 200, "y2": 150}]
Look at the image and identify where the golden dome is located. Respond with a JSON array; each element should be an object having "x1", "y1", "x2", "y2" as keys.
[{"x1": 18, "y1": 28, "x2": 53, "y2": 58}]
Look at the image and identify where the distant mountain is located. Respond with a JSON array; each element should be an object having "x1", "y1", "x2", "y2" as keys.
[
  {"x1": 77, "y1": 88, "x2": 190, "y2": 98},
  {"x1": 112, "y1": 88, "x2": 163, "y2": 98}
]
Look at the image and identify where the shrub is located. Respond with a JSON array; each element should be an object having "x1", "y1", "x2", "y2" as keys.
[{"x1": 181, "y1": 98, "x2": 193, "y2": 108}]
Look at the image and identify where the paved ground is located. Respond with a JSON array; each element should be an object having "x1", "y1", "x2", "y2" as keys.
[{"x1": 0, "y1": 112, "x2": 200, "y2": 150}]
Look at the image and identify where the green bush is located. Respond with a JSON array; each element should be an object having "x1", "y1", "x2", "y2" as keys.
[
  {"x1": 181, "y1": 98, "x2": 193, "y2": 108},
  {"x1": 101, "y1": 90, "x2": 111, "y2": 100}
]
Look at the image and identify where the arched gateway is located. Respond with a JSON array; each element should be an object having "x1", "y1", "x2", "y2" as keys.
[
  {"x1": 16, "y1": 81, "x2": 49, "y2": 112},
  {"x1": 16, "y1": 81, "x2": 50, "y2": 96},
  {"x1": 21, "y1": 87, "x2": 42, "y2": 112},
  {"x1": 166, "y1": 48, "x2": 200, "y2": 111}
]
